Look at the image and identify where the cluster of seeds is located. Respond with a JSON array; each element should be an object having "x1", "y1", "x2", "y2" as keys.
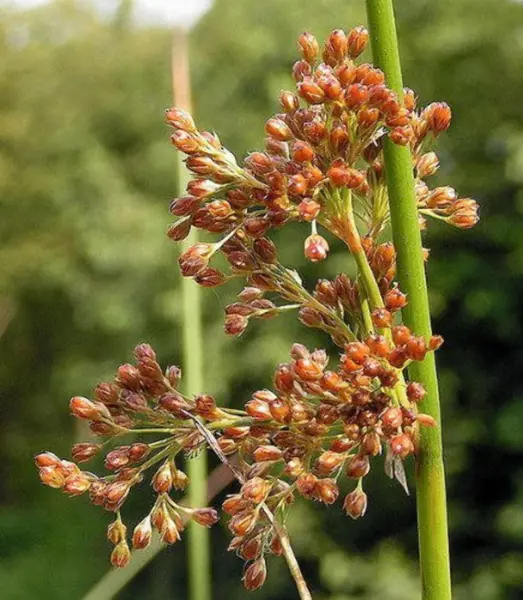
[{"x1": 37, "y1": 26, "x2": 479, "y2": 592}]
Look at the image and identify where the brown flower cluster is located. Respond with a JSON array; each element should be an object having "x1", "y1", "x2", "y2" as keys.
[
  {"x1": 37, "y1": 26, "x2": 478, "y2": 593},
  {"x1": 36, "y1": 344, "x2": 219, "y2": 568}
]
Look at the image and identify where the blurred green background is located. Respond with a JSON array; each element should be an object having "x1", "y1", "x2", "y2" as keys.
[{"x1": 1, "y1": 0, "x2": 523, "y2": 598}]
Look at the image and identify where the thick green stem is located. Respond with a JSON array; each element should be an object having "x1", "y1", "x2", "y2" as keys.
[
  {"x1": 173, "y1": 28, "x2": 211, "y2": 600},
  {"x1": 365, "y1": 2, "x2": 452, "y2": 599}
]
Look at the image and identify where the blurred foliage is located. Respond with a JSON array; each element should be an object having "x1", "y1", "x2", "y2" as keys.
[{"x1": 1, "y1": 0, "x2": 523, "y2": 598}]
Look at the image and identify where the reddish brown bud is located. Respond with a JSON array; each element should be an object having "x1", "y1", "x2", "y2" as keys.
[
  {"x1": 296, "y1": 473, "x2": 318, "y2": 498},
  {"x1": 39, "y1": 466, "x2": 66, "y2": 488},
  {"x1": 298, "y1": 78, "x2": 325, "y2": 104},
  {"x1": 343, "y1": 488, "x2": 368, "y2": 518},
  {"x1": 253, "y1": 445, "x2": 283, "y2": 462},
  {"x1": 243, "y1": 557, "x2": 267, "y2": 591},
  {"x1": 316, "y1": 478, "x2": 339, "y2": 504},
  {"x1": 389, "y1": 126, "x2": 413, "y2": 146},
  {"x1": 425, "y1": 102, "x2": 452, "y2": 134},
  {"x1": 70, "y1": 396, "x2": 109, "y2": 421},
  {"x1": 405, "y1": 336, "x2": 427, "y2": 361},
  {"x1": 222, "y1": 494, "x2": 248, "y2": 515},
  {"x1": 170, "y1": 130, "x2": 200, "y2": 153},
  {"x1": 384, "y1": 287, "x2": 408, "y2": 311},
  {"x1": 292, "y1": 140, "x2": 315, "y2": 163},
  {"x1": 316, "y1": 451, "x2": 344, "y2": 475},
  {"x1": 239, "y1": 535, "x2": 263, "y2": 561},
  {"x1": 344, "y1": 83, "x2": 369, "y2": 108},
  {"x1": 417, "y1": 152, "x2": 440, "y2": 178},
  {"x1": 132, "y1": 516, "x2": 152, "y2": 550},
  {"x1": 229, "y1": 511, "x2": 257, "y2": 536},
  {"x1": 265, "y1": 118, "x2": 292, "y2": 141},
  {"x1": 382, "y1": 407, "x2": 403, "y2": 430},
  {"x1": 392, "y1": 325, "x2": 411, "y2": 346},
  {"x1": 406, "y1": 381, "x2": 426, "y2": 403},
  {"x1": 344, "y1": 342, "x2": 370, "y2": 365},
  {"x1": 326, "y1": 29, "x2": 348, "y2": 62},
  {"x1": 152, "y1": 462, "x2": 173, "y2": 493},
  {"x1": 245, "y1": 398, "x2": 271, "y2": 421},
  {"x1": 165, "y1": 108, "x2": 196, "y2": 132},
  {"x1": 280, "y1": 90, "x2": 300, "y2": 112},
  {"x1": 417, "y1": 413, "x2": 438, "y2": 428},
  {"x1": 35, "y1": 452, "x2": 61, "y2": 468},
  {"x1": 192, "y1": 508, "x2": 219, "y2": 527},
  {"x1": 391, "y1": 433, "x2": 415, "y2": 459},
  {"x1": 110, "y1": 541, "x2": 131, "y2": 568},
  {"x1": 328, "y1": 163, "x2": 365, "y2": 188},
  {"x1": 387, "y1": 346, "x2": 408, "y2": 368},
  {"x1": 365, "y1": 334, "x2": 390, "y2": 358},
  {"x1": 346, "y1": 454, "x2": 370, "y2": 479},
  {"x1": 167, "y1": 218, "x2": 191, "y2": 242},
  {"x1": 347, "y1": 26, "x2": 368, "y2": 58},
  {"x1": 371, "y1": 308, "x2": 392, "y2": 328},
  {"x1": 304, "y1": 233, "x2": 329, "y2": 262},
  {"x1": 294, "y1": 357, "x2": 324, "y2": 381},
  {"x1": 429, "y1": 335, "x2": 444, "y2": 351},
  {"x1": 224, "y1": 314, "x2": 249, "y2": 337},
  {"x1": 298, "y1": 32, "x2": 319, "y2": 63}
]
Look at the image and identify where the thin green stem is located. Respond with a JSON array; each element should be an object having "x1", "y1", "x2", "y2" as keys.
[
  {"x1": 172, "y1": 27, "x2": 211, "y2": 600},
  {"x1": 365, "y1": 2, "x2": 452, "y2": 599}
]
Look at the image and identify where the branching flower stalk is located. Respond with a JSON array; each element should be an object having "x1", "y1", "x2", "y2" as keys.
[{"x1": 36, "y1": 26, "x2": 477, "y2": 597}]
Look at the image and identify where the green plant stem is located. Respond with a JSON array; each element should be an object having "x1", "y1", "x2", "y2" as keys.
[
  {"x1": 365, "y1": 2, "x2": 452, "y2": 599},
  {"x1": 172, "y1": 27, "x2": 211, "y2": 600}
]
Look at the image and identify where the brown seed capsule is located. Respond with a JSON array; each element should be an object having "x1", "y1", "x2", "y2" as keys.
[
  {"x1": 254, "y1": 445, "x2": 283, "y2": 462},
  {"x1": 245, "y1": 398, "x2": 272, "y2": 421},
  {"x1": 280, "y1": 90, "x2": 300, "y2": 112},
  {"x1": 387, "y1": 346, "x2": 408, "y2": 368},
  {"x1": 316, "y1": 478, "x2": 339, "y2": 504},
  {"x1": 304, "y1": 234, "x2": 329, "y2": 262},
  {"x1": 391, "y1": 433, "x2": 415, "y2": 459},
  {"x1": 229, "y1": 511, "x2": 257, "y2": 537},
  {"x1": 239, "y1": 534, "x2": 263, "y2": 561},
  {"x1": 343, "y1": 488, "x2": 368, "y2": 519},
  {"x1": 298, "y1": 31, "x2": 319, "y2": 63},
  {"x1": 71, "y1": 443, "x2": 101, "y2": 463},
  {"x1": 406, "y1": 381, "x2": 426, "y2": 403},
  {"x1": 425, "y1": 102, "x2": 452, "y2": 134},
  {"x1": 417, "y1": 413, "x2": 438, "y2": 428},
  {"x1": 296, "y1": 473, "x2": 318, "y2": 498},
  {"x1": 152, "y1": 461, "x2": 173, "y2": 493},
  {"x1": 371, "y1": 308, "x2": 392, "y2": 328},
  {"x1": 392, "y1": 325, "x2": 412, "y2": 346},
  {"x1": 70, "y1": 396, "x2": 109, "y2": 421},
  {"x1": 406, "y1": 336, "x2": 427, "y2": 361},
  {"x1": 347, "y1": 26, "x2": 369, "y2": 58},
  {"x1": 362, "y1": 432, "x2": 382, "y2": 456},
  {"x1": 344, "y1": 341, "x2": 370, "y2": 364},
  {"x1": 316, "y1": 451, "x2": 344, "y2": 475},
  {"x1": 242, "y1": 477, "x2": 271, "y2": 503},
  {"x1": 292, "y1": 140, "x2": 315, "y2": 163},
  {"x1": 170, "y1": 130, "x2": 200, "y2": 153},
  {"x1": 294, "y1": 357, "x2": 324, "y2": 381},
  {"x1": 346, "y1": 454, "x2": 370, "y2": 479},
  {"x1": 243, "y1": 557, "x2": 267, "y2": 591},
  {"x1": 365, "y1": 334, "x2": 390, "y2": 358},
  {"x1": 224, "y1": 314, "x2": 249, "y2": 337},
  {"x1": 110, "y1": 541, "x2": 131, "y2": 568},
  {"x1": 192, "y1": 508, "x2": 219, "y2": 527},
  {"x1": 344, "y1": 83, "x2": 369, "y2": 108},
  {"x1": 384, "y1": 287, "x2": 408, "y2": 311},
  {"x1": 328, "y1": 163, "x2": 365, "y2": 188},
  {"x1": 429, "y1": 335, "x2": 444, "y2": 351},
  {"x1": 169, "y1": 195, "x2": 200, "y2": 216},
  {"x1": 298, "y1": 78, "x2": 325, "y2": 104},
  {"x1": 382, "y1": 407, "x2": 403, "y2": 430},
  {"x1": 265, "y1": 118, "x2": 293, "y2": 141},
  {"x1": 132, "y1": 516, "x2": 152, "y2": 550}
]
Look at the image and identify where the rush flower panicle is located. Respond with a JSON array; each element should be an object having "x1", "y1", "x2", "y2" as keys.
[{"x1": 37, "y1": 27, "x2": 478, "y2": 592}]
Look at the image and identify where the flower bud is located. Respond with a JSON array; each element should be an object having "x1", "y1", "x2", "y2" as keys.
[
  {"x1": 382, "y1": 407, "x2": 403, "y2": 429},
  {"x1": 384, "y1": 287, "x2": 407, "y2": 311},
  {"x1": 165, "y1": 107, "x2": 196, "y2": 132},
  {"x1": 241, "y1": 477, "x2": 271, "y2": 504},
  {"x1": 343, "y1": 488, "x2": 368, "y2": 519},
  {"x1": 327, "y1": 163, "x2": 365, "y2": 188},
  {"x1": 298, "y1": 32, "x2": 319, "y2": 63},
  {"x1": 316, "y1": 451, "x2": 344, "y2": 475},
  {"x1": 391, "y1": 433, "x2": 415, "y2": 459},
  {"x1": 167, "y1": 218, "x2": 191, "y2": 242},
  {"x1": 315, "y1": 478, "x2": 339, "y2": 504},
  {"x1": 296, "y1": 473, "x2": 318, "y2": 498},
  {"x1": 417, "y1": 413, "x2": 438, "y2": 428},
  {"x1": 253, "y1": 445, "x2": 283, "y2": 462},
  {"x1": 35, "y1": 452, "x2": 61, "y2": 468},
  {"x1": 347, "y1": 26, "x2": 368, "y2": 58},
  {"x1": 298, "y1": 78, "x2": 325, "y2": 104},
  {"x1": 389, "y1": 126, "x2": 412, "y2": 146},
  {"x1": 229, "y1": 511, "x2": 257, "y2": 536},
  {"x1": 304, "y1": 234, "x2": 329, "y2": 262},
  {"x1": 243, "y1": 557, "x2": 267, "y2": 591},
  {"x1": 326, "y1": 29, "x2": 347, "y2": 62},
  {"x1": 171, "y1": 130, "x2": 200, "y2": 153},
  {"x1": 265, "y1": 118, "x2": 292, "y2": 141},
  {"x1": 39, "y1": 466, "x2": 66, "y2": 488},
  {"x1": 406, "y1": 381, "x2": 426, "y2": 403},
  {"x1": 424, "y1": 102, "x2": 452, "y2": 133},
  {"x1": 192, "y1": 508, "x2": 219, "y2": 527},
  {"x1": 239, "y1": 534, "x2": 263, "y2": 561},
  {"x1": 110, "y1": 541, "x2": 131, "y2": 568},
  {"x1": 152, "y1": 461, "x2": 173, "y2": 493},
  {"x1": 70, "y1": 396, "x2": 109, "y2": 421},
  {"x1": 417, "y1": 152, "x2": 440, "y2": 178},
  {"x1": 346, "y1": 454, "x2": 370, "y2": 479},
  {"x1": 344, "y1": 83, "x2": 369, "y2": 108},
  {"x1": 245, "y1": 398, "x2": 271, "y2": 421},
  {"x1": 132, "y1": 516, "x2": 152, "y2": 549},
  {"x1": 280, "y1": 90, "x2": 300, "y2": 112},
  {"x1": 63, "y1": 473, "x2": 92, "y2": 496}
]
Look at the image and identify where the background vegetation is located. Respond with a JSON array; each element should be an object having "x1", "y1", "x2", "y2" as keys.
[{"x1": 1, "y1": 0, "x2": 523, "y2": 598}]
